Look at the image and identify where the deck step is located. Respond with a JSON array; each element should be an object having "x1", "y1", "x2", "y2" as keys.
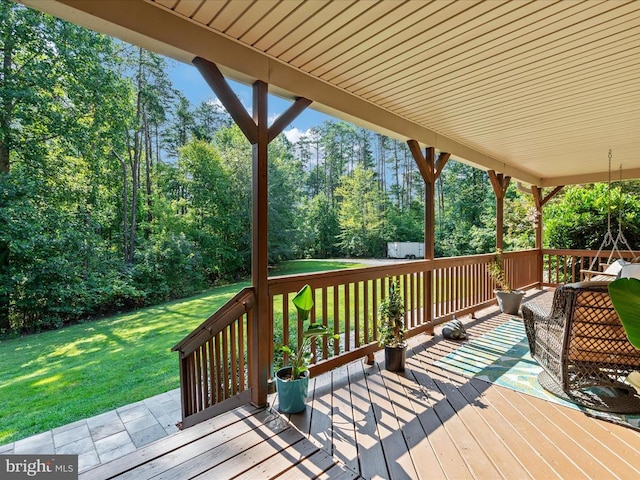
[{"x1": 79, "y1": 404, "x2": 360, "y2": 480}]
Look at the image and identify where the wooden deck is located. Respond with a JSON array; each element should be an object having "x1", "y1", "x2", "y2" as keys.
[
  {"x1": 282, "y1": 288, "x2": 640, "y2": 480},
  {"x1": 80, "y1": 288, "x2": 640, "y2": 479}
]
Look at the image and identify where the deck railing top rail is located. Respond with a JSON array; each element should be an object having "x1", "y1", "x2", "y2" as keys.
[
  {"x1": 172, "y1": 286, "x2": 255, "y2": 357},
  {"x1": 267, "y1": 250, "x2": 537, "y2": 295},
  {"x1": 543, "y1": 248, "x2": 636, "y2": 258}
]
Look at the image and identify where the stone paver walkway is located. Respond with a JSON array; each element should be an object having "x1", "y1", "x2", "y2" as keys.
[{"x1": 0, "y1": 388, "x2": 182, "y2": 473}]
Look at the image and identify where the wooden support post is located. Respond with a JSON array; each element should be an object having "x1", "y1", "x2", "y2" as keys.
[
  {"x1": 407, "y1": 140, "x2": 449, "y2": 335},
  {"x1": 193, "y1": 57, "x2": 258, "y2": 144},
  {"x1": 488, "y1": 171, "x2": 511, "y2": 251},
  {"x1": 531, "y1": 185, "x2": 563, "y2": 287},
  {"x1": 252, "y1": 80, "x2": 270, "y2": 406},
  {"x1": 193, "y1": 57, "x2": 311, "y2": 408}
]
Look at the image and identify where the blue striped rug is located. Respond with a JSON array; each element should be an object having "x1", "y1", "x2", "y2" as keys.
[{"x1": 435, "y1": 319, "x2": 640, "y2": 430}]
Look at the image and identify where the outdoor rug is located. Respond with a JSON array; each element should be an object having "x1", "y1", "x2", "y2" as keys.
[{"x1": 434, "y1": 319, "x2": 640, "y2": 431}]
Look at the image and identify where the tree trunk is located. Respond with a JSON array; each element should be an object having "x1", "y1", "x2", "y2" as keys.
[
  {"x1": 130, "y1": 147, "x2": 139, "y2": 264},
  {"x1": 0, "y1": 33, "x2": 13, "y2": 331},
  {"x1": 144, "y1": 110, "x2": 152, "y2": 227},
  {"x1": 0, "y1": 32, "x2": 12, "y2": 174},
  {"x1": 113, "y1": 149, "x2": 131, "y2": 264},
  {"x1": 393, "y1": 141, "x2": 400, "y2": 207}
]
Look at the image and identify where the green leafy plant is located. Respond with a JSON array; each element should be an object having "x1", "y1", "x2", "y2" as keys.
[
  {"x1": 608, "y1": 277, "x2": 640, "y2": 350},
  {"x1": 488, "y1": 249, "x2": 512, "y2": 292},
  {"x1": 278, "y1": 284, "x2": 338, "y2": 380},
  {"x1": 378, "y1": 280, "x2": 406, "y2": 348}
]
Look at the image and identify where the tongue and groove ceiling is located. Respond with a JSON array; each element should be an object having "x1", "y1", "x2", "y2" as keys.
[{"x1": 21, "y1": 0, "x2": 640, "y2": 187}]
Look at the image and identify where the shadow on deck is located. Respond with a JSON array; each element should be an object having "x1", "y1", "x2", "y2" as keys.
[{"x1": 79, "y1": 404, "x2": 359, "y2": 479}]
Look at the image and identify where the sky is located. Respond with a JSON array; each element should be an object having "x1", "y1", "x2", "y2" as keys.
[{"x1": 168, "y1": 60, "x2": 334, "y2": 143}]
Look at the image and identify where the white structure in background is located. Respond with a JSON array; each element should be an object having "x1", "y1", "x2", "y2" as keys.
[{"x1": 387, "y1": 242, "x2": 424, "y2": 259}]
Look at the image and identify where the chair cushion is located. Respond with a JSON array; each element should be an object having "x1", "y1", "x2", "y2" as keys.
[
  {"x1": 603, "y1": 259, "x2": 629, "y2": 276},
  {"x1": 619, "y1": 264, "x2": 640, "y2": 279}
]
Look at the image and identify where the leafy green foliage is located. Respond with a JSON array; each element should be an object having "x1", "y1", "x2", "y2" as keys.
[
  {"x1": 544, "y1": 184, "x2": 640, "y2": 249},
  {"x1": 278, "y1": 284, "x2": 338, "y2": 379},
  {"x1": 291, "y1": 284, "x2": 314, "y2": 321},
  {"x1": 608, "y1": 278, "x2": 640, "y2": 350},
  {"x1": 488, "y1": 249, "x2": 512, "y2": 292},
  {"x1": 378, "y1": 280, "x2": 406, "y2": 347},
  {"x1": 336, "y1": 166, "x2": 386, "y2": 257},
  {"x1": 296, "y1": 193, "x2": 340, "y2": 258},
  {"x1": 268, "y1": 136, "x2": 304, "y2": 263}
]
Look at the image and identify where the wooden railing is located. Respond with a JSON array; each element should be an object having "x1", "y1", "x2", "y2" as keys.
[
  {"x1": 171, "y1": 287, "x2": 255, "y2": 428},
  {"x1": 542, "y1": 249, "x2": 636, "y2": 285},
  {"x1": 173, "y1": 248, "x2": 541, "y2": 425},
  {"x1": 268, "y1": 249, "x2": 538, "y2": 377}
]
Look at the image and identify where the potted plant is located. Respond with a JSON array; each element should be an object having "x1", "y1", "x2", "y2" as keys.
[
  {"x1": 488, "y1": 249, "x2": 525, "y2": 315},
  {"x1": 378, "y1": 280, "x2": 407, "y2": 372},
  {"x1": 275, "y1": 284, "x2": 338, "y2": 414}
]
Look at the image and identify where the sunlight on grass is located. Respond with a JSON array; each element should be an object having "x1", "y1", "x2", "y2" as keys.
[
  {"x1": 48, "y1": 335, "x2": 109, "y2": 358},
  {"x1": 1, "y1": 367, "x2": 56, "y2": 387},
  {"x1": 0, "y1": 260, "x2": 362, "y2": 445},
  {"x1": 31, "y1": 374, "x2": 62, "y2": 387}
]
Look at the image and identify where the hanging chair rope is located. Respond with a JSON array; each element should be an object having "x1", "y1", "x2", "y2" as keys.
[
  {"x1": 586, "y1": 150, "x2": 635, "y2": 275},
  {"x1": 610, "y1": 163, "x2": 635, "y2": 262}
]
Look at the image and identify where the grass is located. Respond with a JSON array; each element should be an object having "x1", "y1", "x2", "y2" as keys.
[
  {"x1": 0, "y1": 259, "x2": 367, "y2": 446},
  {"x1": 269, "y1": 259, "x2": 366, "y2": 276}
]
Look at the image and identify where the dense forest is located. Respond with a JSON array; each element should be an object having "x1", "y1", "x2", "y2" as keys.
[{"x1": 2, "y1": 2, "x2": 640, "y2": 334}]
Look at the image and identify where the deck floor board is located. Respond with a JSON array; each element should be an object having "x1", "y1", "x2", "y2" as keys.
[
  {"x1": 331, "y1": 365, "x2": 359, "y2": 473},
  {"x1": 347, "y1": 359, "x2": 389, "y2": 479}
]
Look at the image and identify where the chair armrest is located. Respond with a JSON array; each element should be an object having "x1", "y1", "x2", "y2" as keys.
[
  {"x1": 522, "y1": 300, "x2": 565, "y2": 361},
  {"x1": 521, "y1": 301, "x2": 549, "y2": 323}
]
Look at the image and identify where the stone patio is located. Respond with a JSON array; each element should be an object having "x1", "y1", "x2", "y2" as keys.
[{"x1": 0, "y1": 388, "x2": 182, "y2": 472}]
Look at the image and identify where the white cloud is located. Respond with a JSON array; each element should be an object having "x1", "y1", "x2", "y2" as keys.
[{"x1": 284, "y1": 127, "x2": 312, "y2": 143}]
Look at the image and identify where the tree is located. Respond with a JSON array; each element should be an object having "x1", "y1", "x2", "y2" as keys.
[
  {"x1": 544, "y1": 183, "x2": 640, "y2": 250},
  {"x1": 336, "y1": 166, "x2": 387, "y2": 257},
  {"x1": 192, "y1": 99, "x2": 232, "y2": 142},
  {"x1": 434, "y1": 162, "x2": 494, "y2": 256},
  {"x1": 268, "y1": 135, "x2": 304, "y2": 263},
  {"x1": 297, "y1": 193, "x2": 340, "y2": 258},
  {"x1": 180, "y1": 139, "x2": 232, "y2": 271},
  {"x1": 213, "y1": 125, "x2": 253, "y2": 276},
  {"x1": 115, "y1": 46, "x2": 175, "y2": 262},
  {"x1": 0, "y1": 2, "x2": 133, "y2": 332},
  {"x1": 319, "y1": 121, "x2": 353, "y2": 202},
  {"x1": 163, "y1": 92, "x2": 195, "y2": 159}
]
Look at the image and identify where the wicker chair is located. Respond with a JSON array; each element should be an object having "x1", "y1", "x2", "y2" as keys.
[{"x1": 522, "y1": 281, "x2": 640, "y2": 413}]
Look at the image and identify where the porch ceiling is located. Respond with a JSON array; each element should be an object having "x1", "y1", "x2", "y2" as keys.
[{"x1": 22, "y1": 0, "x2": 640, "y2": 187}]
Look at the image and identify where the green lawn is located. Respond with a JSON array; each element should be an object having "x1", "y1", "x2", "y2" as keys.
[{"x1": 0, "y1": 259, "x2": 367, "y2": 445}]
